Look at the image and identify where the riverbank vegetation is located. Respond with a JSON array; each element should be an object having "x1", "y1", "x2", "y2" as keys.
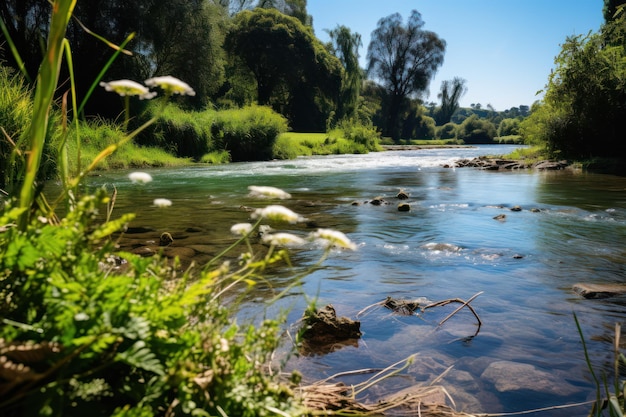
[{"x1": 1, "y1": 0, "x2": 626, "y2": 415}]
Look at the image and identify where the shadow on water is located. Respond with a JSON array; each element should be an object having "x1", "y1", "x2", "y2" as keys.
[{"x1": 57, "y1": 146, "x2": 626, "y2": 415}]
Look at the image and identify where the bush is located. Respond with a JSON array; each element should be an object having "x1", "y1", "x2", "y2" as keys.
[
  {"x1": 139, "y1": 103, "x2": 213, "y2": 160},
  {"x1": 457, "y1": 114, "x2": 496, "y2": 144},
  {"x1": 212, "y1": 105, "x2": 288, "y2": 161},
  {"x1": 336, "y1": 119, "x2": 381, "y2": 151},
  {"x1": 436, "y1": 123, "x2": 457, "y2": 140}
]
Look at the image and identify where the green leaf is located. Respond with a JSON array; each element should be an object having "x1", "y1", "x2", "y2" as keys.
[{"x1": 116, "y1": 341, "x2": 165, "y2": 376}]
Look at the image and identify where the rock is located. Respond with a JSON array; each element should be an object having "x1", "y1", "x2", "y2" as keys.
[
  {"x1": 481, "y1": 360, "x2": 580, "y2": 396},
  {"x1": 449, "y1": 157, "x2": 569, "y2": 171},
  {"x1": 300, "y1": 305, "x2": 361, "y2": 355},
  {"x1": 397, "y1": 190, "x2": 409, "y2": 200},
  {"x1": 160, "y1": 232, "x2": 174, "y2": 246},
  {"x1": 493, "y1": 214, "x2": 506, "y2": 221},
  {"x1": 573, "y1": 283, "x2": 626, "y2": 299},
  {"x1": 369, "y1": 196, "x2": 386, "y2": 206},
  {"x1": 509, "y1": 205, "x2": 522, "y2": 212},
  {"x1": 397, "y1": 203, "x2": 411, "y2": 212},
  {"x1": 533, "y1": 160, "x2": 569, "y2": 170},
  {"x1": 162, "y1": 246, "x2": 196, "y2": 259}
]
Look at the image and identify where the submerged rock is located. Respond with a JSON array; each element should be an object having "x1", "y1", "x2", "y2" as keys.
[
  {"x1": 481, "y1": 360, "x2": 580, "y2": 396},
  {"x1": 573, "y1": 283, "x2": 626, "y2": 299}
]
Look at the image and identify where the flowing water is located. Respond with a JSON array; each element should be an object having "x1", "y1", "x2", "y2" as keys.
[{"x1": 82, "y1": 145, "x2": 626, "y2": 415}]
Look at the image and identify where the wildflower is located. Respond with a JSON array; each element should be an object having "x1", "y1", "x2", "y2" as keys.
[
  {"x1": 128, "y1": 172, "x2": 153, "y2": 184},
  {"x1": 251, "y1": 205, "x2": 305, "y2": 224},
  {"x1": 99, "y1": 79, "x2": 156, "y2": 99},
  {"x1": 248, "y1": 185, "x2": 291, "y2": 200},
  {"x1": 310, "y1": 228, "x2": 357, "y2": 250},
  {"x1": 231, "y1": 223, "x2": 253, "y2": 236},
  {"x1": 144, "y1": 75, "x2": 196, "y2": 96},
  {"x1": 153, "y1": 198, "x2": 172, "y2": 207},
  {"x1": 262, "y1": 232, "x2": 306, "y2": 248}
]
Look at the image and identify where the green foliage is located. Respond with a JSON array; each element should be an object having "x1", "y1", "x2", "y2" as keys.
[
  {"x1": 328, "y1": 25, "x2": 363, "y2": 121},
  {"x1": 0, "y1": 190, "x2": 307, "y2": 416},
  {"x1": 457, "y1": 114, "x2": 497, "y2": 144},
  {"x1": 529, "y1": 12, "x2": 626, "y2": 159},
  {"x1": 225, "y1": 8, "x2": 342, "y2": 131},
  {"x1": 497, "y1": 118, "x2": 521, "y2": 137},
  {"x1": 274, "y1": 122, "x2": 380, "y2": 159},
  {"x1": 69, "y1": 118, "x2": 185, "y2": 170},
  {"x1": 140, "y1": 103, "x2": 213, "y2": 159},
  {"x1": 212, "y1": 105, "x2": 288, "y2": 161},
  {"x1": 436, "y1": 122, "x2": 458, "y2": 140}
]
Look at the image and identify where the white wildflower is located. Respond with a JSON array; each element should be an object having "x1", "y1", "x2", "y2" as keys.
[
  {"x1": 262, "y1": 232, "x2": 306, "y2": 248},
  {"x1": 153, "y1": 198, "x2": 172, "y2": 207},
  {"x1": 128, "y1": 172, "x2": 153, "y2": 184},
  {"x1": 310, "y1": 228, "x2": 357, "y2": 250},
  {"x1": 251, "y1": 205, "x2": 305, "y2": 224},
  {"x1": 144, "y1": 75, "x2": 196, "y2": 96},
  {"x1": 231, "y1": 223, "x2": 253, "y2": 236},
  {"x1": 248, "y1": 185, "x2": 291, "y2": 200},
  {"x1": 74, "y1": 312, "x2": 90, "y2": 321},
  {"x1": 219, "y1": 338, "x2": 229, "y2": 352},
  {"x1": 100, "y1": 79, "x2": 156, "y2": 99}
]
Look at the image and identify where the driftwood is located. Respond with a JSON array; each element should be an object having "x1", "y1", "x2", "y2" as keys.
[{"x1": 358, "y1": 292, "x2": 484, "y2": 336}]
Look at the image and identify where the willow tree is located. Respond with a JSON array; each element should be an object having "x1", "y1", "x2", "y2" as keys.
[
  {"x1": 328, "y1": 25, "x2": 363, "y2": 121},
  {"x1": 366, "y1": 10, "x2": 445, "y2": 141},
  {"x1": 434, "y1": 77, "x2": 467, "y2": 126}
]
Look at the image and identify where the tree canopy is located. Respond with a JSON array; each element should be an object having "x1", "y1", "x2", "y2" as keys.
[
  {"x1": 521, "y1": 9, "x2": 626, "y2": 158},
  {"x1": 434, "y1": 77, "x2": 467, "y2": 126},
  {"x1": 225, "y1": 8, "x2": 342, "y2": 131},
  {"x1": 366, "y1": 10, "x2": 446, "y2": 141}
]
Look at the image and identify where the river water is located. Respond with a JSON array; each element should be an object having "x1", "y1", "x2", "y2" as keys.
[{"x1": 87, "y1": 145, "x2": 626, "y2": 415}]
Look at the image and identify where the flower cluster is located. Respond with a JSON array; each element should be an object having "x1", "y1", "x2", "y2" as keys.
[
  {"x1": 229, "y1": 186, "x2": 358, "y2": 251},
  {"x1": 101, "y1": 75, "x2": 195, "y2": 99}
]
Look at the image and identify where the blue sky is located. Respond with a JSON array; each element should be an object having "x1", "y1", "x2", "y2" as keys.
[{"x1": 307, "y1": 1, "x2": 605, "y2": 111}]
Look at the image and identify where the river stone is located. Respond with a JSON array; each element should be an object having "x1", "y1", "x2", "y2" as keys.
[
  {"x1": 480, "y1": 360, "x2": 580, "y2": 396},
  {"x1": 162, "y1": 246, "x2": 196, "y2": 259},
  {"x1": 397, "y1": 203, "x2": 411, "y2": 212},
  {"x1": 573, "y1": 283, "x2": 626, "y2": 299}
]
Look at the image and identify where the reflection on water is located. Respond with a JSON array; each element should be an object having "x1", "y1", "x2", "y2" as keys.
[{"x1": 70, "y1": 145, "x2": 625, "y2": 415}]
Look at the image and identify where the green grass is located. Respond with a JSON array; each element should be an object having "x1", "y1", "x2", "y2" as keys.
[
  {"x1": 274, "y1": 128, "x2": 380, "y2": 159},
  {"x1": 68, "y1": 119, "x2": 190, "y2": 171}
]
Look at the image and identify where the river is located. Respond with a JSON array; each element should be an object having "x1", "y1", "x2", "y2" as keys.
[{"x1": 86, "y1": 145, "x2": 626, "y2": 415}]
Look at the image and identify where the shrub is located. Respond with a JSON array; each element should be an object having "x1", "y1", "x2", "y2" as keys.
[
  {"x1": 457, "y1": 114, "x2": 496, "y2": 144},
  {"x1": 212, "y1": 105, "x2": 288, "y2": 162},
  {"x1": 436, "y1": 122, "x2": 457, "y2": 140},
  {"x1": 336, "y1": 119, "x2": 381, "y2": 151},
  {"x1": 139, "y1": 103, "x2": 213, "y2": 160}
]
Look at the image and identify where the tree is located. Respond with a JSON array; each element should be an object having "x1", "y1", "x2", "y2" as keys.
[
  {"x1": 226, "y1": 8, "x2": 342, "y2": 131},
  {"x1": 434, "y1": 77, "x2": 467, "y2": 125},
  {"x1": 526, "y1": 11, "x2": 626, "y2": 158},
  {"x1": 1, "y1": 1, "x2": 228, "y2": 115},
  {"x1": 327, "y1": 25, "x2": 363, "y2": 121},
  {"x1": 366, "y1": 10, "x2": 445, "y2": 141},
  {"x1": 603, "y1": 0, "x2": 626, "y2": 21},
  {"x1": 457, "y1": 114, "x2": 496, "y2": 144}
]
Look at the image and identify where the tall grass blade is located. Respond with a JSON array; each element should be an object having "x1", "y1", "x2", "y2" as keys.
[{"x1": 18, "y1": 0, "x2": 77, "y2": 229}]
